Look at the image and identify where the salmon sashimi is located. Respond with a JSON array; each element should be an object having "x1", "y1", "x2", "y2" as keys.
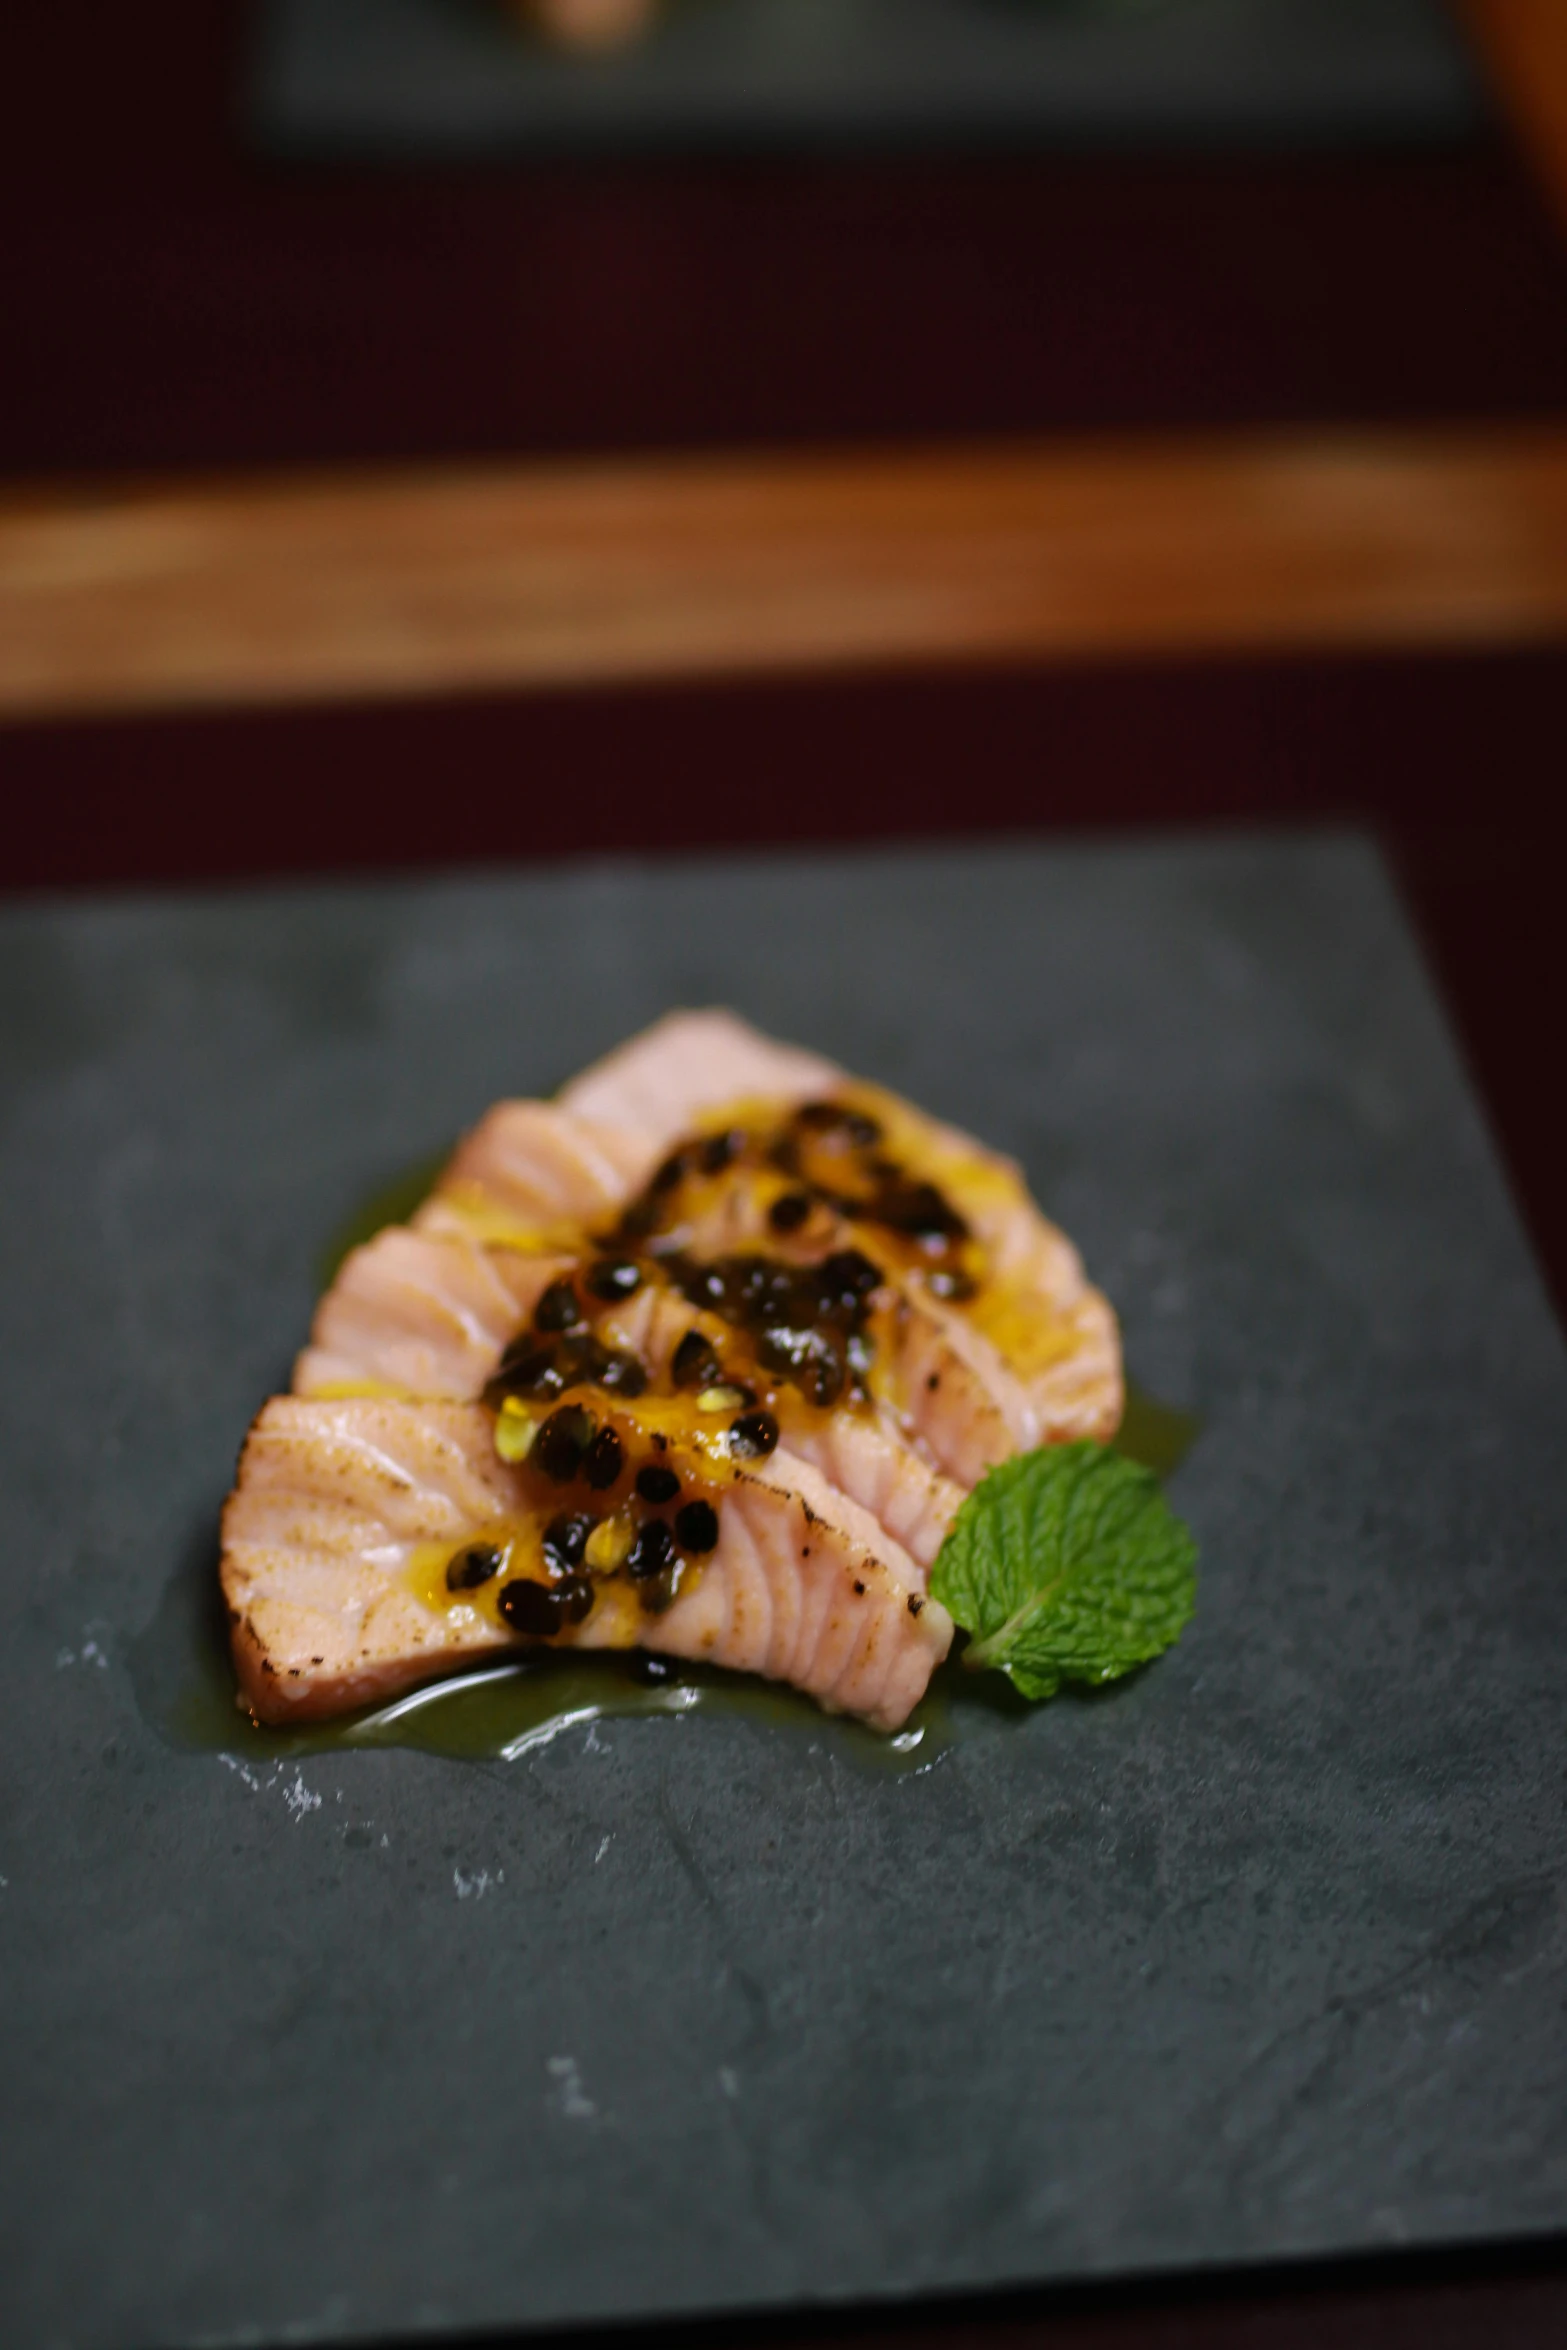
[
  {"x1": 295, "y1": 1229, "x2": 570, "y2": 1401},
  {"x1": 414, "y1": 1101, "x2": 659, "y2": 1249},
  {"x1": 399, "y1": 1063, "x2": 1119, "y2": 1480},
  {"x1": 295, "y1": 1224, "x2": 966, "y2": 1569},
  {"x1": 599, "y1": 1149, "x2": 1118, "y2": 1481},
  {"x1": 221, "y1": 1008, "x2": 1119, "y2": 1733},
  {"x1": 557, "y1": 1010, "x2": 1122, "y2": 1452},
  {"x1": 558, "y1": 1007, "x2": 842, "y2": 1140},
  {"x1": 596, "y1": 1279, "x2": 965, "y2": 1568},
  {"x1": 223, "y1": 1395, "x2": 952, "y2": 1732}
]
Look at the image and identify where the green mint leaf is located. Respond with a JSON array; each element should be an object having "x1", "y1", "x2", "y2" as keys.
[{"x1": 929, "y1": 1442, "x2": 1196, "y2": 1702}]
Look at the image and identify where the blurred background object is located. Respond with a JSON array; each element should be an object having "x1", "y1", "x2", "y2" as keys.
[
  {"x1": 256, "y1": 0, "x2": 1483, "y2": 157},
  {"x1": 7, "y1": 428, "x2": 1567, "y2": 720},
  {"x1": 1457, "y1": 0, "x2": 1567, "y2": 227},
  {"x1": 2, "y1": 0, "x2": 1567, "y2": 1338},
  {"x1": 516, "y1": 0, "x2": 660, "y2": 51}
]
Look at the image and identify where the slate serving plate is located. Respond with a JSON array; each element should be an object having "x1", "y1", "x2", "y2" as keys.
[
  {"x1": 252, "y1": 0, "x2": 1483, "y2": 160},
  {"x1": 1, "y1": 832, "x2": 1564, "y2": 2350}
]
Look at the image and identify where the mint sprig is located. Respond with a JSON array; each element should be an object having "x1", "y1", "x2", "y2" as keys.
[{"x1": 929, "y1": 1442, "x2": 1196, "y2": 1701}]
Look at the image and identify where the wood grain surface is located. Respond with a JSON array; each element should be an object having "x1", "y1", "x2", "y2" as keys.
[{"x1": 5, "y1": 427, "x2": 1567, "y2": 718}]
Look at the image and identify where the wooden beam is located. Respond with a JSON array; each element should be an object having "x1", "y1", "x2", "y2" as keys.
[{"x1": 3, "y1": 429, "x2": 1567, "y2": 720}]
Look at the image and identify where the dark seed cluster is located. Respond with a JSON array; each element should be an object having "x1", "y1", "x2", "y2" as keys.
[
  {"x1": 472, "y1": 1392, "x2": 730, "y2": 1641},
  {"x1": 662, "y1": 1247, "x2": 881, "y2": 1411},
  {"x1": 773, "y1": 1101, "x2": 971, "y2": 1252},
  {"x1": 470, "y1": 1090, "x2": 984, "y2": 1651},
  {"x1": 483, "y1": 1321, "x2": 647, "y2": 1412},
  {"x1": 604, "y1": 1094, "x2": 976, "y2": 1343}
]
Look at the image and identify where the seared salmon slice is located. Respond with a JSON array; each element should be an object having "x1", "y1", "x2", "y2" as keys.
[
  {"x1": 294, "y1": 1226, "x2": 966, "y2": 1570},
  {"x1": 415, "y1": 1102, "x2": 658, "y2": 1248},
  {"x1": 391, "y1": 1077, "x2": 1117, "y2": 1480},
  {"x1": 555, "y1": 1009, "x2": 1122, "y2": 1454},
  {"x1": 573, "y1": 1276, "x2": 966, "y2": 1570},
  {"x1": 296, "y1": 1229, "x2": 569, "y2": 1401},
  {"x1": 221, "y1": 1009, "x2": 1119, "y2": 1736},
  {"x1": 559, "y1": 1007, "x2": 842, "y2": 1138},
  {"x1": 223, "y1": 1397, "x2": 952, "y2": 1732}
]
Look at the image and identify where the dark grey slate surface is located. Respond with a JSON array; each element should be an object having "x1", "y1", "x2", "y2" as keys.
[
  {"x1": 0, "y1": 833, "x2": 1564, "y2": 2350},
  {"x1": 252, "y1": 0, "x2": 1484, "y2": 159}
]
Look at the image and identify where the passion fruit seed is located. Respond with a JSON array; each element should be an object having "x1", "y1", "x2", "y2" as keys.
[
  {"x1": 583, "y1": 1424, "x2": 625, "y2": 1490},
  {"x1": 728, "y1": 1409, "x2": 779, "y2": 1459},
  {"x1": 497, "y1": 1329, "x2": 548, "y2": 1373},
  {"x1": 635, "y1": 1464, "x2": 681, "y2": 1505},
  {"x1": 541, "y1": 1513, "x2": 593, "y2": 1575},
  {"x1": 498, "y1": 1576, "x2": 593, "y2": 1637},
  {"x1": 793, "y1": 1101, "x2": 883, "y2": 1149},
  {"x1": 585, "y1": 1515, "x2": 635, "y2": 1573},
  {"x1": 868, "y1": 1178, "x2": 968, "y2": 1243},
  {"x1": 616, "y1": 1195, "x2": 661, "y2": 1243},
  {"x1": 493, "y1": 1399, "x2": 538, "y2": 1463},
  {"x1": 533, "y1": 1277, "x2": 585, "y2": 1333},
  {"x1": 698, "y1": 1385, "x2": 747, "y2": 1412},
  {"x1": 593, "y1": 1348, "x2": 649, "y2": 1398},
  {"x1": 768, "y1": 1190, "x2": 811, "y2": 1234},
  {"x1": 672, "y1": 1329, "x2": 721, "y2": 1390},
  {"x1": 446, "y1": 1542, "x2": 505, "y2": 1592},
  {"x1": 487, "y1": 1341, "x2": 564, "y2": 1405},
  {"x1": 674, "y1": 1500, "x2": 719, "y2": 1554},
  {"x1": 638, "y1": 1565, "x2": 684, "y2": 1617},
  {"x1": 584, "y1": 1257, "x2": 642, "y2": 1302},
  {"x1": 700, "y1": 1128, "x2": 744, "y2": 1174},
  {"x1": 815, "y1": 1248, "x2": 882, "y2": 1312},
  {"x1": 533, "y1": 1403, "x2": 596, "y2": 1483},
  {"x1": 625, "y1": 1520, "x2": 675, "y2": 1582}
]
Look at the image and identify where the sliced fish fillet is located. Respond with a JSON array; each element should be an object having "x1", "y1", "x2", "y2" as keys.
[
  {"x1": 625, "y1": 1170, "x2": 1119, "y2": 1475},
  {"x1": 558, "y1": 1007, "x2": 843, "y2": 1140},
  {"x1": 404, "y1": 1100, "x2": 1116, "y2": 1479},
  {"x1": 296, "y1": 1229, "x2": 568, "y2": 1401},
  {"x1": 415, "y1": 1102, "x2": 658, "y2": 1246},
  {"x1": 876, "y1": 1275, "x2": 1119, "y2": 1484},
  {"x1": 223, "y1": 1397, "x2": 951, "y2": 1732},
  {"x1": 294, "y1": 1226, "x2": 965, "y2": 1570},
  {"x1": 552, "y1": 1010, "x2": 1122, "y2": 1447},
  {"x1": 600, "y1": 1282, "x2": 965, "y2": 1570},
  {"x1": 867, "y1": 1088, "x2": 1123, "y2": 1447},
  {"x1": 222, "y1": 1011, "x2": 1121, "y2": 1736}
]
